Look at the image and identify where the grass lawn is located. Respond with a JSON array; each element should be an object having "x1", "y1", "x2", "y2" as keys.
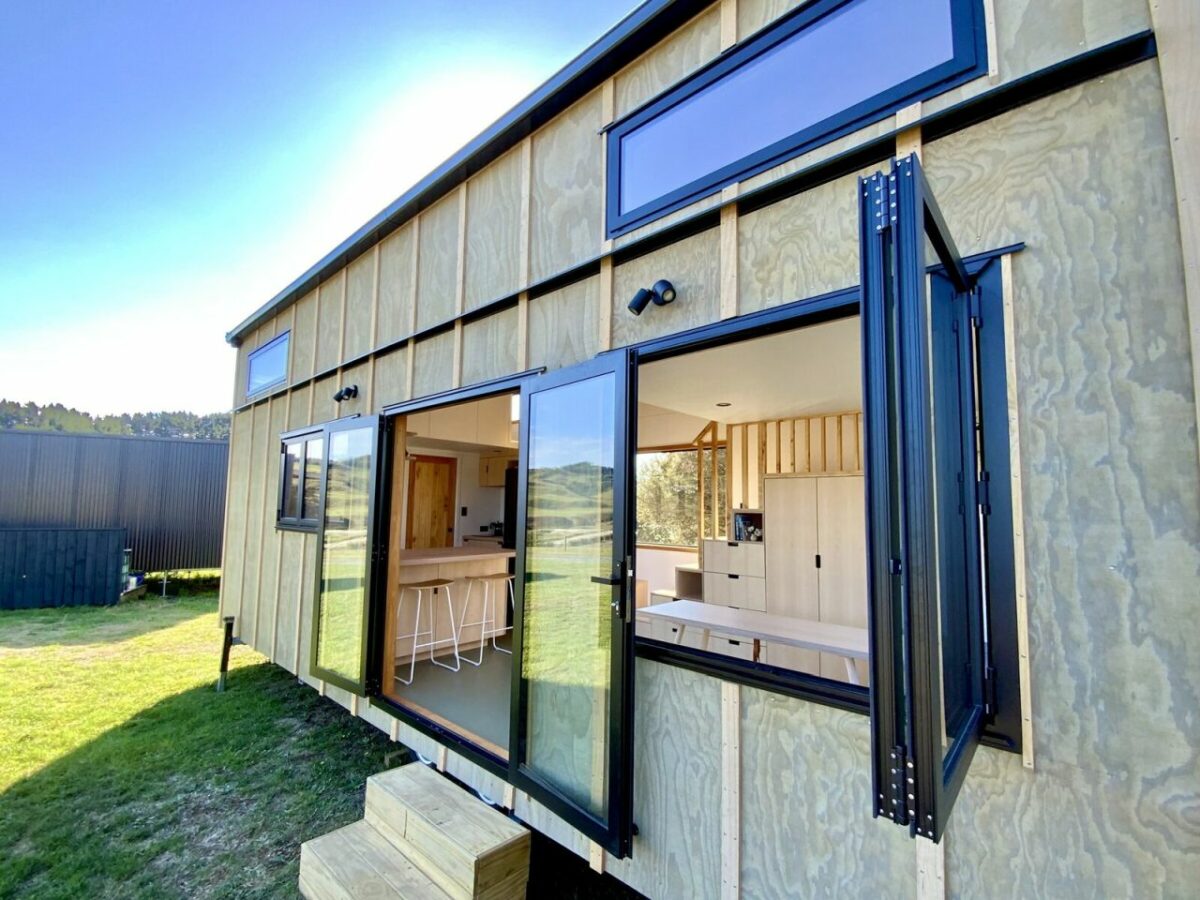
[
  {"x1": 0, "y1": 594, "x2": 642, "y2": 900},
  {"x1": 0, "y1": 594, "x2": 405, "y2": 899}
]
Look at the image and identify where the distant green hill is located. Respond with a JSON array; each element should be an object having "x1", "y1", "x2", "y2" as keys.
[
  {"x1": 0, "y1": 400, "x2": 229, "y2": 440},
  {"x1": 529, "y1": 461, "x2": 613, "y2": 531}
]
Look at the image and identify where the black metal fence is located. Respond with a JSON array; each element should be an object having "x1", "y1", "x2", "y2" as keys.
[
  {"x1": 0, "y1": 431, "x2": 228, "y2": 572},
  {"x1": 0, "y1": 528, "x2": 126, "y2": 609}
]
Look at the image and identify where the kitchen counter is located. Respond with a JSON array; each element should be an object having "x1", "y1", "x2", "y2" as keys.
[{"x1": 394, "y1": 545, "x2": 515, "y2": 566}]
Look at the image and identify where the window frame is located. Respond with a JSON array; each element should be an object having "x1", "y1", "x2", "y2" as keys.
[
  {"x1": 605, "y1": 0, "x2": 987, "y2": 237},
  {"x1": 626, "y1": 245, "x2": 1023, "y2": 756},
  {"x1": 277, "y1": 426, "x2": 323, "y2": 533},
  {"x1": 635, "y1": 443, "x2": 723, "y2": 550},
  {"x1": 246, "y1": 330, "x2": 291, "y2": 397}
]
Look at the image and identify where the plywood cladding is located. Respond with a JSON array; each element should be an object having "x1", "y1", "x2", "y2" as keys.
[
  {"x1": 216, "y1": 5, "x2": 1198, "y2": 896},
  {"x1": 416, "y1": 190, "x2": 461, "y2": 330}
]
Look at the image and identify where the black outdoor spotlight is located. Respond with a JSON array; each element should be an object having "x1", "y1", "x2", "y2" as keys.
[
  {"x1": 627, "y1": 279, "x2": 677, "y2": 315},
  {"x1": 627, "y1": 287, "x2": 654, "y2": 315},
  {"x1": 333, "y1": 384, "x2": 359, "y2": 403},
  {"x1": 652, "y1": 279, "x2": 676, "y2": 305}
]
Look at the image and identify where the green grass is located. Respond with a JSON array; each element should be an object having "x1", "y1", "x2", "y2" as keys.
[{"x1": 0, "y1": 595, "x2": 405, "y2": 899}]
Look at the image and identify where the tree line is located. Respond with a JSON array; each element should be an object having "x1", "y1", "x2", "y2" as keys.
[{"x1": 0, "y1": 400, "x2": 230, "y2": 440}]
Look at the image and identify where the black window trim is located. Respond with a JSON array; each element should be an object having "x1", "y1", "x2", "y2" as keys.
[
  {"x1": 246, "y1": 329, "x2": 291, "y2": 397},
  {"x1": 605, "y1": 0, "x2": 988, "y2": 237},
  {"x1": 627, "y1": 242, "x2": 1023, "y2": 756},
  {"x1": 277, "y1": 425, "x2": 323, "y2": 532}
]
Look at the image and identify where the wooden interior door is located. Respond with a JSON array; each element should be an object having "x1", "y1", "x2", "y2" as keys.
[{"x1": 405, "y1": 455, "x2": 457, "y2": 549}]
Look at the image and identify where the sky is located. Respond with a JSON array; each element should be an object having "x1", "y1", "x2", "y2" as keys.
[{"x1": 0, "y1": 1, "x2": 636, "y2": 416}]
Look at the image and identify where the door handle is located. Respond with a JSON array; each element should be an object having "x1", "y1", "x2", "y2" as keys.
[{"x1": 590, "y1": 574, "x2": 620, "y2": 586}]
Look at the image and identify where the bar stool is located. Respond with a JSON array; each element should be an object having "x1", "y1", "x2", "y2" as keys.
[
  {"x1": 394, "y1": 578, "x2": 460, "y2": 686},
  {"x1": 458, "y1": 573, "x2": 515, "y2": 666}
]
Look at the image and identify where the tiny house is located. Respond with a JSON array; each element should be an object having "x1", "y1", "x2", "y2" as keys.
[{"x1": 220, "y1": 1, "x2": 1198, "y2": 896}]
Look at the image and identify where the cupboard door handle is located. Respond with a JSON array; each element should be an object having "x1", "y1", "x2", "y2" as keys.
[
  {"x1": 727, "y1": 541, "x2": 738, "y2": 547},
  {"x1": 727, "y1": 573, "x2": 739, "y2": 580},
  {"x1": 815, "y1": 554, "x2": 821, "y2": 569}
]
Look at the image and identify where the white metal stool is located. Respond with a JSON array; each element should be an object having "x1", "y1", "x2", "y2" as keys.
[
  {"x1": 394, "y1": 578, "x2": 460, "y2": 685},
  {"x1": 458, "y1": 573, "x2": 515, "y2": 666}
]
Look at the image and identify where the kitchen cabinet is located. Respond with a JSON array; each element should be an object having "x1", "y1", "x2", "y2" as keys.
[{"x1": 478, "y1": 454, "x2": 515, "y2": 487}]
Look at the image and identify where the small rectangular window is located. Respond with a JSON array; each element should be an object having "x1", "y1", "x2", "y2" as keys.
[
  {"x1": 247, "y1": 331, "x2": 290, "y2": 396},
  {"x1": 278, "y1": 431, "x2": 323, "y2": 531},
  {"x1": 636, "y1": 447, "x2": 726, "y2": 547},
  {"x1": 606, "y1": 0, "x2": 985, "y2": 236}
]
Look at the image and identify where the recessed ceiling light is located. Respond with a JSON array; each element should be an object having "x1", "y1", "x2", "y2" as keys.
[{"x1": 716, "y1": 401, "x2": 731, "y2": 407}]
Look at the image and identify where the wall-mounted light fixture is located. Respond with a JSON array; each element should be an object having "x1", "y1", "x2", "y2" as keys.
[
  {"x1": 627, "y1": 279, "x2": 677, "y2": 316},
  {"x1": 333, "y1": 384, "x2": 359, "y2": 403}
]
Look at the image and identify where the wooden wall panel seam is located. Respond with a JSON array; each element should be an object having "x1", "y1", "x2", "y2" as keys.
[
  {"x1": 370, "y1": 244, "x2": 381, "y2": 351},
  {"x1": 455, "y1": 183, "x2": 468, "y2": 317},
  {"x1": 720, "y1": 0, "x2": 738, "y2": 50},
  {"x1": 519, "y1": 138, "x2": 533, "y2": 286},
  {"x1": 517, "y1": 292, "x2": 529, "y2": 370},
  {"x1": 409, "y1": 216, "x2": 421, "y2": 335},
  {"x1": 720, "y1": 203, "x2": 739, "y2": 319},
  {"x1": 895, "y1": 102, "x2": 924, "y2": 161},
  {"x1": 1000, "y1": 253, "x2": 1035, "y2": 770},
  {"x1": 983, "y1": 0, "x2": 1000, "y2": 82},
  {"x1": 1147, "y1": 0, "x2": 1200, "y2": 472},
  {"x1": 599, "y1": 257, "x2": 614, "y2": 352},
  {"x1": 720, "y1": 680, "x2": 741, "y2": 899}
]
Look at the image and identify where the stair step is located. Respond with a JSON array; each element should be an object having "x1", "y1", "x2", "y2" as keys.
[
  {"x1": 299, "y1": 820, "x2": 451, "y2": 900},
  {"x1": 364, "y1": 764, "x2": 530, "y2": 900}
]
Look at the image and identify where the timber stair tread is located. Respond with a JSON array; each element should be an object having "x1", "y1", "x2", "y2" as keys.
[{"x1": 300, "y1": 763, "x2": 530, "y2": 900}]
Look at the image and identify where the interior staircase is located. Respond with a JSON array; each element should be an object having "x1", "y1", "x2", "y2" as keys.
[{"x1": 299, "y1": 763, "x2": 530, "y2": 900}]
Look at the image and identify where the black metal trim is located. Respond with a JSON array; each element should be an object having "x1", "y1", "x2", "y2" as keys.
[
  {"x1": 381, "y1": 369, "x2": 543, "y2": 417},
  {"x1": 636, "y1": 638, "x2": 870, "y2": 713}
]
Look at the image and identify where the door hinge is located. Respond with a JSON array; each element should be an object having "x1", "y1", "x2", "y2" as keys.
[
  {"x1": 887, "y1": 744, "x2": 913, "y2": 825},
  {"x1": 983, "y1": 664, "x2": 997, "y2": 716},
  {"x1": 977, "y1": 470, "x2": 992, "y2": 516},
  {"x1": 968, "y1": 285, "x2": 983, "y2": 326}
]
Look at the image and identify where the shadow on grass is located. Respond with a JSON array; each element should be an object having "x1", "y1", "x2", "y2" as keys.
[
  {"x1": 0, "y1": 596, "x2": 216, "y2": 650},
  {"x1": 0, "y1": 660, "x2": 405, "y2": 900}
]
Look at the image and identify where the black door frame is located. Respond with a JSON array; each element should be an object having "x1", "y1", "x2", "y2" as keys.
[{"x1": 508, "y1": 349, "x2": 638, "y2": 857}]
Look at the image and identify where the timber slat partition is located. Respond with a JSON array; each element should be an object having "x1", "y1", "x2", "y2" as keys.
[{"x1": 0, "y1": 527, "x2": 125, "y2": 609}]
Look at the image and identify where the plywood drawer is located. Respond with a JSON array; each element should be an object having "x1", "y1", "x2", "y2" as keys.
[
  {"x1": 702, "y1": 572, "x2": 731, "y2": 606},
  {"x1": 731, "y1": 542, "x2": 765, "y2": 578},
  {"x1": 702, "y1": 540, "x2": 730, "y2": 574},
  {"x1": 710, "y1": 636, "x2": 755, "y2": 662},
  {"x1": 703, "y1": 572, "x2": 766, "y2": 610},
  {"x1": 741, "y1": 574, "x2": 766, "y2": 611}
]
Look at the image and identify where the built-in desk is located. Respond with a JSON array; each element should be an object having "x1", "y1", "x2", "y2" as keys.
[{"x1": 640, "y1": 599, "x2": 868, "y2": 685}]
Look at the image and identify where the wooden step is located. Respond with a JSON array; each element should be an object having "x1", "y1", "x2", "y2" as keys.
[
  {"x1": 299, "y1": 820, "x2": 451, "y2": 900},
  {"x1": 364, "y1": 764, "x2": 530, "y2": 900}
]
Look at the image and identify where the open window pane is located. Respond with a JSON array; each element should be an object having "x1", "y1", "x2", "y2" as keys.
[
  {"x1": 282, "y1": 442, "x2": 302, "y2": 520},
  {"x1": 312, "y1": 419, "x2": 379, "y2": 692},
  {"x1": 302, "y1": 438, "x2": 323, "y2": 521}
]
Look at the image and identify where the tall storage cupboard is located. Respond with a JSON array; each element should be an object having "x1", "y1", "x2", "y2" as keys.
[{"x1": 763, "y1": 475, "x2": 868, "y2": 683}]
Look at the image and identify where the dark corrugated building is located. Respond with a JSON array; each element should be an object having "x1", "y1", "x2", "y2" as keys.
[{"x1": 0, "y1": 430, "x2": 228, "y2": 573}]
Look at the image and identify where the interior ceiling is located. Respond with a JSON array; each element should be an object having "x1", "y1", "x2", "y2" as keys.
[{"x1": 638, "y1": 316, "x2": 862, "y2": 424}]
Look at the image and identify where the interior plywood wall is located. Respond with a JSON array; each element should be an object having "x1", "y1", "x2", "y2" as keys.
[{"x1": 726, "y1": 412, "x2": 862, "y2": 512}]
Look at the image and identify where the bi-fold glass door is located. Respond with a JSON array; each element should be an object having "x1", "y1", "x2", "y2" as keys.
[
  {"x1": 510, "y1": 351, "x2": 637, "y2": 857},
  {"x1": 310, "y1": 415, "x2": 383, "y2": 694}
]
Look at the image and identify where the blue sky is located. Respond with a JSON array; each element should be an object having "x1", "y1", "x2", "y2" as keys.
[{"x1": 0, "y1": 1, "x2": 634, "y2": 415}]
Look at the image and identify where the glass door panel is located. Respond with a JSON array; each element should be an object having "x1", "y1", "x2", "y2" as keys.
[
  {"x1": 312, "y1": 417, "x2": 380, "y2": 693},
  {"x1": 512, "y1": 352, "x2": 634, "y2": 856}
]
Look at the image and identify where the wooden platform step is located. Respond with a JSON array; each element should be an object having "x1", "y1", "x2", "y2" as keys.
[
  {"x1": 299, "y1": 763, "x2": 529, "y2": 900},
  {"x1": 299, "y1": 820, "x2": 450, "y2": 900},
  {"x1": 364, "y1": 764, "x2": 530, "y2": 900}
]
